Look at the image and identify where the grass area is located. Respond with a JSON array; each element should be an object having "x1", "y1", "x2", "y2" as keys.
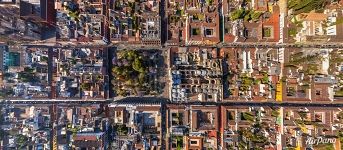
[
  {"x1": 238, "y1": 72, "x2": 269, "y2": 91},
  {"x1": 239, "y1": 74, "x2": 254, "y2": 91},
  {"x1": 290, "y1": 52, "x2": 303, "y2": 60},
  {"x1": 206, "y1": 0, "x2": 213, "y2": 5},
  {"x1": 263, "y1": 28, "x2": 272, "y2": 37},
  {"x1": 304, "y1": 64, "x2": 319, "y2": 75},
  {"x1": 261, "y1": 72, "x2": 269, "y2": 84},
  {"x1": 262, "y1": 75, "x2": 269, "y2": 84},
  {"x1": 192, "y1": 14, "x2": 205, "y2": 21},
  {"x1": 271, "y1": 109, "x2": 280, "y2": 117},
  {"x1": 332, "y1": 17, "x2": 343, "y2": 25},
  {"x1": 288, "y1": 52, "x2": 321, "y2": 69},
  {"x1": 241, "y1": 112, "x2": 254, "y2": 122},
  {"x1": 192, "y1": 28, "x2": 201, "y2": 35},
  {"x1": 335, "y1": 88, "x2": 343, "y2": 97},
  {"x1": 230, "y1": 9, "x2": 263, "y2": 21},
  {"x1": 329, "y1": 52, "x2": 343, "y2": 63},
  {"x1": 288, "y1": 0, "x2": 326, "y2": 15},
  {"x1": 291, "y1": 17, "x2": 303, "y2": 28},
  {"x1": 295, "y1": 119, "x2": 323, "y2": 127},
  {"x1": 230, "y1": 9, "x2": 246, "y2": 21},
  {"x1": 239, "y1": 127, "x2": 268, "y2": 144},
  {"x1": 288, "y1": 28, "x2": 297, "y2": 37},
  {"x1": 244, "y1": 11, "x2": 263, "y2": 21}
]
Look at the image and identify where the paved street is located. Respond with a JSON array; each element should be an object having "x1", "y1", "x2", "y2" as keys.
[
  {"x1": 19, "y1": 42, "x2": 343, "y2": 49},
  {"x1": 3, "y1": 99, "x2": 343, "y2": 108},
  {"x1": 0, "y1": 99, "x2": 110, "y2": 105}
]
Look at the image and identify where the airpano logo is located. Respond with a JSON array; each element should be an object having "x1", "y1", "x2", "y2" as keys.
[{"x1": 305, "y1": 137, "x2": 336, "y2": 145}]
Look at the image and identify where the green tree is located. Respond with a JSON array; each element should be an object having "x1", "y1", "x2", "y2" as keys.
[
  {"x1": 126, "y1": 50, "x2": 138, "y2": 60},
  {"x1": 206, "y1": 0, "x2": 213, "y2": 5},
  {"x1": 132, "y1": 58, "x2": 145, "y2": 73},
  {"x1": 112, "y1": 67, "x2": 123, "y2": 75},
  {"x1": 289, "y1": 0, "x2": 326, "y2": 14},
  {"x1": 16, "y1": 135, "x2": 28, "y2": 148},
  {"x1": 125, "y1": 79, "x2": 134, "y2": 86},
  {"x1": 298, "y1": 111, "x2": 308, "y2": 120},
  {"x1": 288, "y1": 28, "x2": 297, "y2": 37},
  {"x1": 40, "y1": 56, "x2": 48, "y2": 62},
  {"x1": 271, "y1": 109, "x2": 280, "y2": 117},
  {"x1": 24, "y1": 67, "x2": 34, "y2": 73},
  {"x1": 241, "y1": 112, "x2": 254, "y2": 122},
  {"x1": 138, "y1": 72, "x2": 146, "y2": 83},
  {"x1": 244, "y1": 12, "x2": 252, "y2": 21},
  {"x1": 116, "y1": 124, "x2": 128, "y2": 135},
  {"x1": 80, "y1": 83, "x2": 91, "y2": 90},
  {"x1": 230, "y1": 9, "x2": 246, "y2": 21},
  {"x1": 251, "y1": 11, "x2": 263, "y2": 20}
]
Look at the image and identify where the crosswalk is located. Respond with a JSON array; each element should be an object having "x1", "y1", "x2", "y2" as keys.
[
  {"x1": 278, "y1": 48, "x2": 284, "y2": 63},
  {"x1": 279, "y1": 13, "x2": 285, "y2": 43}
]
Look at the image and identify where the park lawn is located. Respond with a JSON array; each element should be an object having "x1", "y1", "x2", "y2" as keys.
[
  {"x1": 335, "y1": 89, "x2": 343, "y2": 97},
  {"x1": 192, "y1": 28, "x2": 201, "y2": 35},
  {"x1": 263, "y1": 28, "x2": 271, "y2": 38},
  {"x1": 288, "y1": 28, "x2": 297, "y2": 37},
  {"x1": 288, "y1": 0, "x2": 326, "y2": 15}
]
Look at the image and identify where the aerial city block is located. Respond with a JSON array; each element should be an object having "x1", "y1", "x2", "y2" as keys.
[{"x1": 1, "y1": 0, "x2": 343, "y2": 150}]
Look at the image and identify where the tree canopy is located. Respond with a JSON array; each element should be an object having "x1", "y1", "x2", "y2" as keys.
[
  {"x1": 230, "y1": 9, "x2": 263, "y2": 21},
  {"x1": 111, "y1": 50, "x2": 161, "y2": 96}
]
